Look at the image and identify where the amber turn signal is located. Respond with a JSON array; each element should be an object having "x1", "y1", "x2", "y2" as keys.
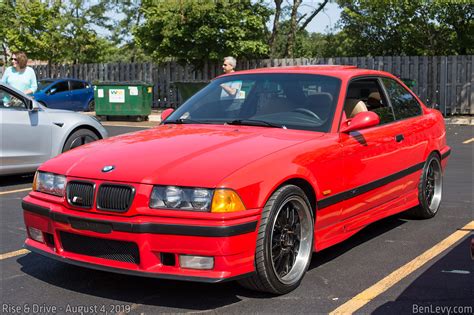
[
  {"x1": 211, "y1": 189, "x2": 246, "y2": 213},
  {"x1": 32, "y1": 171, "x2": 38, "y2": 191}
]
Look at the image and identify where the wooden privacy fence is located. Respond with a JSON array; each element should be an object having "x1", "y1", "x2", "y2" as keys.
[{"x1": 5, "y1": 55, "x2": 471, "y2": 114}]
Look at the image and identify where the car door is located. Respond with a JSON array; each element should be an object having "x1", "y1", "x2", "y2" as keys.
[
  {"x1": 339, "y1": 77, "x2": 409, "y2": 225},
  {"x1": 380, "y1": 77, "x2": 427, "y2": 195},
  {"x1": 69, "y1": 80, "x2": 87, "y2": 110},
  {"x1": 0, "y1": 86, "x2": 52, "y2": 173},
  {"x1": 45, "y1": 80, "x2": 71, "y2": 109}
]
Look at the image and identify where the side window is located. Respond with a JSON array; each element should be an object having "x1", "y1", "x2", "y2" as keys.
[
  {"x1": 70, "y1": 80, "x2": 86, "y2": 91},
  {"x1": 49, "y1": 81, "x2": 69, "y2": 94},
  {"x1": 0, "y1": 88, "x2": 27, "y2": 109},
  {"x1": 382, "y1": 78, "x2": 422, "y2": 120},
  {"x1": 345, "y1": 79, "x2": 395, "y2": 124}
]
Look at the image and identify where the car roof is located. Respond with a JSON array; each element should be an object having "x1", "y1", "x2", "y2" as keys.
[{"x1": 220, "y1": 65, "x2": 398, "y2": 80}]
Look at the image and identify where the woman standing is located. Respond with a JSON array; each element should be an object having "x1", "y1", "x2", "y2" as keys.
[{"x1": 1, "y1": 51, "x2": 37, "y2": 95}]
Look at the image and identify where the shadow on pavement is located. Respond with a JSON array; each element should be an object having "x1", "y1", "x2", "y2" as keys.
[
  {"x1": 309, "y1": 212, "x2": 409, "y2": 270},
  {"x1": 372, "y1": 236, "x2": 474, "y2": 314},
  {"x1": 0, "y1": 173, "x2": 34, "y2": 187}
]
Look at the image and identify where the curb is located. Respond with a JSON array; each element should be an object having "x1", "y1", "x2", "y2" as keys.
[{"x1": 444, "y1": 117, "x2": 474, "y2": 126}]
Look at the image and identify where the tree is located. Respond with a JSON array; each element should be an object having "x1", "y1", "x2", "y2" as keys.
[
  {"x1": 134, "y1": 0, "x2": 272, "y2": 64},
  {"x1": 1, "y1": 0, "x2": 67, "y2": 63},
  {"x1": 1, "y1": 0, "x2": 122, "y2": 65},
  {"x1": 336, "y1": 0, "x2": 473, "y2": 56},
  {"x1": 269, "y1": 0, "x2": 329, "y2": 58},
  {"x1": 108, "y1": 0, "x2": 150, "y2": 62},
  {"x1": 60, "y1": 0, "x2": 116, "y2": 63}
]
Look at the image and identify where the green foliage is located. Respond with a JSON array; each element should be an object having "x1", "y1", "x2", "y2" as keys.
[
  {"x1": 1, "y1": 0, "x2": 124, "y2": 64},
  {"x1": 135, "y1": 0, "x2": 272, "y2": 64},
  {"x1": 336, "y1": 0, "x2": 473, "y2": 56}
]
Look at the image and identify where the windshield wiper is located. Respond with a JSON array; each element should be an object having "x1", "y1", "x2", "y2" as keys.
[
  {"x1": 226, "y1": 119, "x2": 285, "y2": 128},
  {"x1": 163, "y1": 118, "x2": 204, "y2": 125}
]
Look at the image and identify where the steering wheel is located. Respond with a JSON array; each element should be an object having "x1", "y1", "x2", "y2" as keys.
[{"x1": 292, "y1": 108, "x2": 321, "y2": 121}]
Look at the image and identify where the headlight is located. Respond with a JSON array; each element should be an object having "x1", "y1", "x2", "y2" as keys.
[
  {"x1": 150, "y1": 186, "x2": 245, "y2": 213},
  {"x1": 33, "y1": 171, "x2": 66, "y2": 197},
  {"x1": 150, "y1": 186, "x2": 212, "y2": 211}
]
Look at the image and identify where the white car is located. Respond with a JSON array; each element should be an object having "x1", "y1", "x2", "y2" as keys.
[{"x1": 0, "y1": 83, "x2": 108, "y2": 176}]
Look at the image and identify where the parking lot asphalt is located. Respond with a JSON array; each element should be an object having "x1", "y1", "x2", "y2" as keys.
[{"x1": 0, "y1": 124, "x2": 472, "y2": 314}]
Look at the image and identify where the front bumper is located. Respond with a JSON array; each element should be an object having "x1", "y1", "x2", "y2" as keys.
[{"x1": 23, "y1": 196, "x2": 260, "y2": 282}]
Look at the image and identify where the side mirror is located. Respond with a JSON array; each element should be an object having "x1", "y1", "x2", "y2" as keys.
[
  {"x1": 340, "y1": 111, "x2": 380, "y2": 133},
  {"x1": 161, "y1": 108, "x2": 174, "y2": 122},
  {"x1": 48, "y1": 88, "x2": 57, "y2": 95},
  {"x1": 26, "y1": 99, "x2": 39, "y2": 112}
]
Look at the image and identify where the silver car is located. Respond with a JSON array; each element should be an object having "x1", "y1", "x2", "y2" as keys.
[{"x1": 0, "y1": 83, "x2": 108, "y2": 176}]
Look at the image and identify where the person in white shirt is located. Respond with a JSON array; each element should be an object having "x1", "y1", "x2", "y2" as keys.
[
  {"x1": 1, "y1": 51, "x2": 37, "y2": 95},
  {"x1": 220, "y1": 57, "x2": 242, "y2": 99}
]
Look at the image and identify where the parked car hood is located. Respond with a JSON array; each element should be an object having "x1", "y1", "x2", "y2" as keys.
[{"x1": 39, "y1": 124, "x2": 323, "y2": 187}]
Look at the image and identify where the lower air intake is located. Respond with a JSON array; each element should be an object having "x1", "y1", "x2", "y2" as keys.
[{"x1": 60, "y1": 231, "x2": 140, "y2": 264}]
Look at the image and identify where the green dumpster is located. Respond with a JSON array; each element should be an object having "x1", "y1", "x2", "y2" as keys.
[
  {"x1": 173, "y1": 81, "x2": 209, "y2": 103},
  {"x1": 94, "y1": 82, "x2": 153, "y2": 121}
]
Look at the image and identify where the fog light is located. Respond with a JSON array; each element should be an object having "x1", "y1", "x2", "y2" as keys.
[
  {"x1": 28, "y1": 227, "x2": 44, "y2": 243},
  {"x1": 179, "y1": 255, "x2": 214, "y2": 270}
]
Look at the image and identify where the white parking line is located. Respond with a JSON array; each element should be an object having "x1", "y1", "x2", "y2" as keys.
[
  {"x1": 0, "y1": 188, "x2": 31, "y2": 195},
  {"x1": 0, "y1": 249, "x2": 30, "y2": 260}
]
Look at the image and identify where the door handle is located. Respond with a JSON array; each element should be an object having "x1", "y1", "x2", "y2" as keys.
[{"x1": 395, "y1": 134, "x2": 404, "y2": 142}]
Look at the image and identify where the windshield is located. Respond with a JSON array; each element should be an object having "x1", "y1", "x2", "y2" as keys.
[
  {"x1": 37, "y1": 79, "x2": 54, "y2": 91},
  {"x1": 166, "y1": 74, "x2": 341, "y2": 132}
]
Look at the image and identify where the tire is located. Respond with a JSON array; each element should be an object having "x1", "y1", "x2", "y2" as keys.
[
  {"x1": 238, "y1": 185, "x2": 314, "y2": 295},
  {"x1": 410, "y1": 153, "x2": 443, "y2": 218},
  {"x1": 87, "y1": 100, "x2": 95, "y2": 112},
  {"x1": 62, "y1": 129, "x2": 99, "y2": 153}
]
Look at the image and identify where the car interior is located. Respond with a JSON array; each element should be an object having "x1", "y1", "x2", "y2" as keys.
[{"x1": 344, "y1": 79, "x2": 395, "y2": 124}]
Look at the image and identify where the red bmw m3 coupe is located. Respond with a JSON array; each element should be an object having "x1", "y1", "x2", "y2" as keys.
[{"x1": 23, "y1": 66, "x2": 450, "y2": 294}]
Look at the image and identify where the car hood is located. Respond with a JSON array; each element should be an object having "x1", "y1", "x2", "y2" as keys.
[{"x1": 40, "y1": 124, "x2": 323, "y2": 187}]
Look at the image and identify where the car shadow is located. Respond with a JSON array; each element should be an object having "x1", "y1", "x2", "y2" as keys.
[
  {"x1": 309, "y1": 212, "x2": 409, "y2": 270},
  {"x1": 16, "y1": 211, "x2": 411, "y2": 311},
  {"x1": 0, "y1": 173, "x2": 34, "y2": 187},
  {"x1": 371, "y1": 236, "x2": 474, "y2": 314},
  {"x1": 17, "y1": 253, "x2": 249, "y2": 310}
]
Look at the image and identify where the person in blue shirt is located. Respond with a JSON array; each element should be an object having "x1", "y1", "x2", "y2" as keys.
[{"x1": 1, "y1": 51, "x2": 37, "y2": 95}]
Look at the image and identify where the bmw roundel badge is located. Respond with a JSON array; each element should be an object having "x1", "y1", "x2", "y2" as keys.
[{"x1": 102, "y1": 165, "x2": 115, "y2": 173}]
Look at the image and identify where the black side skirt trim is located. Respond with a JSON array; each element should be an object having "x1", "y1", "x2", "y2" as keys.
[
  {"x1": 24, "y1": 244, "x2": 253, "y2": 283},
  {"x1": 317, "y1": 161, "x2": 425, "y2": 210},
  {"x1": 22, "y1": 201, "x2": 257, "y2": 237},
  {"x1": 441, "y1": 149, "x2": 451, "y2": 160}
]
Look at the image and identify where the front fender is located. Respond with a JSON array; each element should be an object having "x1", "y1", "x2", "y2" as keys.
[{"x1": 217, "y1": 144, "x2": 331, "y2": 210}]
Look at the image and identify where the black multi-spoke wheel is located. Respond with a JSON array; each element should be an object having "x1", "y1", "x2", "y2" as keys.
[
  {"x1": 238, "y1": 185, "x2": 314, "y2": 294},
  {"x1": 62, "y1": 129, "x2": 99, "y2": 152},
  {"x1": 87, "y1": 100, "x2": 95, "y2": 112},
  {"x1": 410, "y1": 153, "x2": 443, "y2": 218}
]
